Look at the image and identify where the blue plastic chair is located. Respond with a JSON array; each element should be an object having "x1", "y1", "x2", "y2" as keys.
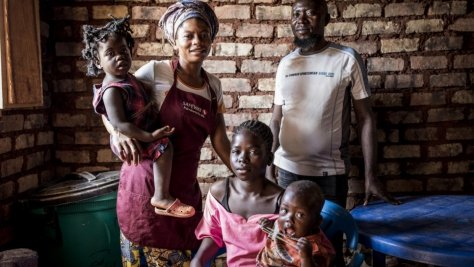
[{"x1": 321, "y1": 200, "x2": 364, "y2": 267}]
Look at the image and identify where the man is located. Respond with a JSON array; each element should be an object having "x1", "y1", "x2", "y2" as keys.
[
  {"x1": 268, "y1": 0, "x2": 400, "y2": 207},
  {"x1": 268, "y1": 0, "x2": 400, "y2": 265}
]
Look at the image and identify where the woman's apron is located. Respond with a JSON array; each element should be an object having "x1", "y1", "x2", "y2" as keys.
[{"x1": 116, "y1": 60, "x2": 218, "y2": 250}]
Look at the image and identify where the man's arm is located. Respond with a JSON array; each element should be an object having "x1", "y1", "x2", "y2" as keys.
[
  {"x1": 353, "y1": 97, "x2": 400, "y2": 205},
  {"x1": 210, "y1": 113, "x2": 232, "y2": 171},
  {"x1": 266, "y1": 104, "x2": 282, "y2": 182}
]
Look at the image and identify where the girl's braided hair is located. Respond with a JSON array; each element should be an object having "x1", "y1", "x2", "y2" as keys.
[
  {"x1": 233, "y1": 120, "x2": 274, "y2": 157},
  {"x1": 81, "y1": 16, "x2": 134, "y2": 77}
]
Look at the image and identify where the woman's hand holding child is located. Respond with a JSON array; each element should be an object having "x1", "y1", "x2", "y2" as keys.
[{"x1": 113, "y1": 129, "x2": 142, "y2": 165}]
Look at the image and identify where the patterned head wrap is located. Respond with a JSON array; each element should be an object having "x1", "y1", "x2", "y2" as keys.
[{"x1": 159, "y1": 0, "x2": 219, "y2": 46}]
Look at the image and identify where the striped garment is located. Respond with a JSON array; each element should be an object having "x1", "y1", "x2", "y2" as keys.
[{"x1": 256, "y1": 223, "x2": 335, "y2": 267}]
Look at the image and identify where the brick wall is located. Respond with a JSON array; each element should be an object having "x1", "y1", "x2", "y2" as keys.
[
  {"x1": 0, "y1": 0, "x2": 473, "y2": 246},
  {"x1": 0, "y1": 13, "x2": 56, "y2": 246}
]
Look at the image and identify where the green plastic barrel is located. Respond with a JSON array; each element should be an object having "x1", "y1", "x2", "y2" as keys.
[{"x1": 20, "y1": 171, "x2": 121, "y2": 267}]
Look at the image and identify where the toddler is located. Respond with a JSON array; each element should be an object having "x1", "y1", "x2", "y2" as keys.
[
  {"x1": 257, "y1": 180, "x2": 335, "y2": 267},
  {"x1": 81, "y1": 16, "x2": 194, "y2": 218}
]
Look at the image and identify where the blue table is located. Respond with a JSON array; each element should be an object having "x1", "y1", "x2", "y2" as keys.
[{"x1": 351, "y1": 195, "x2": 474, "y2": 267}]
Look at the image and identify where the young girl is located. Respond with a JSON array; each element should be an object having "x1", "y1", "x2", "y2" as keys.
[
  {"x1": 191, "y1": 120, "x2": 284, "y2": 267},
  {"x1": 81, "y1": 16, "x2": 195, "y2": 218},
  {"x1": 257, "y1": 180, "x2": 335, "y2": 267}
]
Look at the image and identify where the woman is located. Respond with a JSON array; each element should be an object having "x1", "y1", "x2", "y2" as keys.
[{"x1": 105, "y1": 1, "x2": 231, "y2": 265}]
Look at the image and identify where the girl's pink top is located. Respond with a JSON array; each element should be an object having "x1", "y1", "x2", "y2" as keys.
[{"x1": 195, "y1": 193, "x2": 279, "y2": 267}]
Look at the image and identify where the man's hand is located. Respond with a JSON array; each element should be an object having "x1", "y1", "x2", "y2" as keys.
[{"x1": 364, "y1": 178, "x2": 401, "y2": 206}]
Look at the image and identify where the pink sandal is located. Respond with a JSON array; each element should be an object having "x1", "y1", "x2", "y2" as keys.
[{"x1": 154, "y1": 199, "x2": 195, "y2": 218}]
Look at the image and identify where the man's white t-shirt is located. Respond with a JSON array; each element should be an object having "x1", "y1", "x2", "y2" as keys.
[{"x1": 273, "y1": 43, "x2": 370, "y2": 176}]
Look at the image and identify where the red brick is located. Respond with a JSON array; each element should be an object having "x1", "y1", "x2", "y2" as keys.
[
  {"x1": 378, "y1": 163, "x2": 400, "y2": 176},
  {"x1": 385, "y1": 74, "x2": 423, "y2": 89},
  {"x1": 411, "y1": 56, "x2": 448, "y2": 70},
  {"x1": 26, "y1": 152, "x2": 47, "y2": 170},
  {"x1": 362, "y1": 21, "x2": 400, "y2": 35},
  {"x1": 372, "y1": 93, "x2": 403, "y2": 107},
  {"x1": 0, "y1": 138, "x2": 12, "y2": 154},
  {"x1": 448, "y1": 18, "x2": 474, "y2": 32},
  {"x1": 430, "y1": 73, "x2": 466, "y2": 87},
  {"x1": 131, "y1": 6, "x2": 166, "y2": 20},
  {"x1": 92, "y1": 5, "x2": 128, "y2": 19},
  {"x1": 427, "y1": 108, "x2": 464, "y2": 122},
  {"x1": 427, "y1": 177, "x2": 464, "y2": 192},
  {"x1": 325, "y1": 22, "x2": 357, "y2": 37},
  {"x1": 424, "y1": 36, "x2": 463, "y2": 51},
  {"x1": 428, "y1": 143, "x2": 463, "y2": 157},
  {"x1": 367, "y1": 57, "x2": 404, "y2": 72},
  {"x1": 454, "y1": 54, "x2": 474, "y2": 69},
  {"x1": 223, "y1": 113, "x2": 253, "y2": 127},
  {"x1": 428, "y1": 1, "x2": 467, "y2": 15},
  {"x1": 410, "y1": 92, "x2": 446, "y2": 106},
  {"x1": 343, "y1": 4, "x2": 382, "y2": 18},
  {"x1": 340, "y1": 41, "x2": 378, "y2": 55},
  {"x1": 385, "y1": 3, "x2": 424, "y2": 17},
  {"x1": 446, "y1": 127, "x2": 474, "y2": 140},
  {"x1": 236, "y1": 23, "x2": 273, "y2": 38},
  {"x1": 1, "y1": 157, "x2": 23, "y2": 177},
  {"x1": 406, "y1": 19, "x2": 444, "y2": 34},
  {"x1": 385, "y1": 111, "x2": 423, "y2": 124},
  {"x1": 447, "y1": 161, "x2": 473, "y2": 174},
  {"x1": 0, "y1": 182, "x2": 15, "y2": 200},
  {"x1": 255, "y1": 6, "x2": 291, "y2": 20},
  {"x1": 383, "y1": 145, "x2": 421, "y2": 158},
  {"x1": 452, "y1": 90, "x2": 474, "y2": 104},
  {"x1": 381, "y1": 38, "x2": 419, "y2": 53},
  {"x1": 404, "y1": 127, "x2": 439, "y2": 141},
  {"x1": 406, "y1": 161, "x2": 442, "y2": 175},
  {"x1": 387, "y1": 179, "x2": 423, "y2": 193}
]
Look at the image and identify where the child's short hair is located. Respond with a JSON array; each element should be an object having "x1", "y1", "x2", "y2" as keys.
[
  {"x1": 286, "y1": 180, "x2": 325, "y2": 212},
  {"x1": 233, "y1": 120, "x2": 273, "y2": 156},
  {"x1": 81, "y1": 16, "x2": 134, "y2": 77}
]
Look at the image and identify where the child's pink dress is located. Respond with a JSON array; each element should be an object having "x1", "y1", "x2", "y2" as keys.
[
  {"x1": 195, "y1": 193, "x2": 279, "y2": 267},
  {"x1": 93, "y1": 73, "x2": 168, "y2": 160}
]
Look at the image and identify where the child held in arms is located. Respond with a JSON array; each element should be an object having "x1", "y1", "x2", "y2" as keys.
[{"x1": 82, "y1": 16, "x2": 194, "y2": 219}]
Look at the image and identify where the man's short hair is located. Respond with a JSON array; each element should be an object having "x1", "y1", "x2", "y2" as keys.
[{"x1": 305, "y1": 0, "x2": 328, "y2": 16}]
